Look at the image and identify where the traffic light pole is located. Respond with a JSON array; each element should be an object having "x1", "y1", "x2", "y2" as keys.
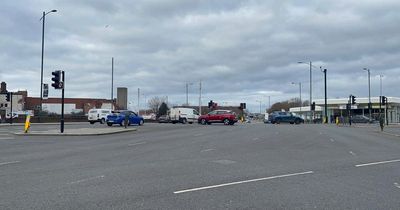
[
  {"x1": 61, "y1": 71, "x2": 65, "y2": 133},
  {"x1": 10, "y1": 93, "x2": 13, "y2": 125},
  {"x1": 323, "y1": 69, "x2": 327, "y2": 124}
]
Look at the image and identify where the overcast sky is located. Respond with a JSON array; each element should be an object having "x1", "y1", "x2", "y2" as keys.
[{"x1": 1, "y1": 0, "x2": 399, "y2": 112}]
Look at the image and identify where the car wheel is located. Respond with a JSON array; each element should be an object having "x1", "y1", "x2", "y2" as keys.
[
  {"x1": 223, "y1": 118, "x2": 230, "y2": 125},
  {"x1": 201, "y1": 119, "x2": 207, "y2": 125},
  {"x1": 100, "y1": 118, "x2": 106, "y2": 124},
  {"x1": 139, "y1": 119, "x2": 144, "y2": 126},
  {"x1": 295, "y1": 119, "x2": 300, "y2": 124},
  {"x1": 181, "y1": 118, "x2": 187, "y2": 124},
  {"x1": 107, "y1": 123, "x2": 112, "y2": 127}
]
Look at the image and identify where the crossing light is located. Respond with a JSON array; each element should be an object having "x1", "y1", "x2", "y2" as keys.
[
  {"x1": 381, "y1": 96, "x2": 387, "y2": 105},
  {"x1": 5, "y1": 92, "x2": 11, "y2": 102},
  {"x1": 311, "y1": 102, "x2": 316, "y2": 111},
  {"x1": 51, "y1": 71, "x2": 62, "y2": 89},
  {"x1": 208, "y1": 100, "x2": 213, "y2": 108},
  {"x1": 239, "y1": 103, "x2": 246, "y2": 110},
  {"x1": 351, "y1": 95, "x2": 356, "y2": 105}
]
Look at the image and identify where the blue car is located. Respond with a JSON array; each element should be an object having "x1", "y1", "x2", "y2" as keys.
[{"x1": 106, "y1": 110, "x2": 144, "y2": 126}]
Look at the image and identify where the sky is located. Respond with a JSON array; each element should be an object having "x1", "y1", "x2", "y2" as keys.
[{"x1": 1, "y1": 0, "x2": 399, "y2": 112}]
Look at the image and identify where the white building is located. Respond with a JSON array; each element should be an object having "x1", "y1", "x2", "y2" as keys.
[{"x1": 290, "y1": 97, "x2": 400, "y2": 123}]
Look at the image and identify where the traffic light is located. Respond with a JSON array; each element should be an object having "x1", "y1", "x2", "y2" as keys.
[
  {"x1": 351, "y1": 95, "x2": 356, "y2": 105},
  {"x1": 381, "y1": 96, "x2": 387, "y2": 105},
  {"x1": 311, "y1": 102, "x2": 315, "y2": 111},
  {"x1": 5, "y1": 92, "x2": 11, "y2": 102},
  {"x1": 51, "y1": 70, "x2": 62, "y2": 89},
  {"x1": 239, "y1": 103, "x2": 246, "y2": 110},
  {"x1": 208, "y1": 100, "x2": 213, "y2": 108}
]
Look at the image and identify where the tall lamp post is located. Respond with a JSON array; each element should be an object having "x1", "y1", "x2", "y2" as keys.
[
  {"x1": 363, "y1": 68, "x2": 372, "y2": 122},
  {"x1": 291, "y1": 82, "x2": 302, "y2": 113},
  {"x1": 40, "y1": 9, "x2": 57, "y2": 119},
  {"x1": 321, "y1": 68, "x2": 328, "y2": 123},
  {"x1": 298, "y1": 61, "x2": 318, "y2": 122},
  {"x1": 256, "y1": 100, "x2": 262, "y2": 114},
  {"x1": 185, "y1": 82, "x2": 193, "y2": 106}
]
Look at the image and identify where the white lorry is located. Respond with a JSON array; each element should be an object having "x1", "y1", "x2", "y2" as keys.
[{"x1": 169, "y1": 107, "x2": 199, "y2": 124}]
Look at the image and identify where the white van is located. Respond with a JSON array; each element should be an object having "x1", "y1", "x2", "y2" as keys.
[
  {"x1": 88, "y1": 109, "x2": 112, "y2": 124},
  {"x1": 169, "y1": 107, "x2": 199, "y2": 124}
]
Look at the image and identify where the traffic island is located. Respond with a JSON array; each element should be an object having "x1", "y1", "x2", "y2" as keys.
[{"x1": 14, "y1": 127, "x2": 137, "y2": 136}]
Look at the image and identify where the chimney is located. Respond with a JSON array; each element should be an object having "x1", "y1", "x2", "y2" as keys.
[{"x1": 0, "y1": 82, "x2": 6, "y2": 94}]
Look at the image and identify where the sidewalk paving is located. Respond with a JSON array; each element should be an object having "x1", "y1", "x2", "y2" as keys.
[
  {"x1": 14, "y1": 127, "x2": 137, "y2": 136},
  {"x1": 0, "y1": 122, "x2": 88, "y2": 127}
]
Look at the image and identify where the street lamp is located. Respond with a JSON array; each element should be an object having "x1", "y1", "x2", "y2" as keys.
[
  {"x1": 291, "y1": 82, "x2": 302, "y2": 113},
  {"x1": 40, "y1": 9, "x2": 57, "y2": 119},
  {"x1": 363, "y1": 68, "x2": 372, "y2": 122},
  {"x1": 256, "y1": 100, "x2": 262, "y2": 114},
  {"x1": 320, "y1": 67, "x2": 328, "y2": 123},
  {"x1": 185, "y1": 82, "x2": 193, "y2": 106},
  {"x1": 379, "y1": 74, "x2": 384, "y2": 96},
  {"x1": 298, "y1": 61, "x2": 318, "y2": 122}
]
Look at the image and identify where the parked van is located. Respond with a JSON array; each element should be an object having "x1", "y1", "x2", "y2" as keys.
[
  {"x1": 88, "y1": 109, "x2": 112, "y2": 124},
  {"x1": 169, "y1": 107, "x2": 199, "y2": 124}
]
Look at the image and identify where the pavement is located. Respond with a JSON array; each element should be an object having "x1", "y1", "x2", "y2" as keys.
[
  {"x1": 14, "y1": 127, "x2": 137, "y2": 136},
  {"x1": 1, "y1": 122, "x2": 400, "y2": 209}
]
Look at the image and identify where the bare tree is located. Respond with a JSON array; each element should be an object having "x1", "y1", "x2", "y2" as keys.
[{"x1": 147, "y1": 96, "x2": 166, "y2": 114}]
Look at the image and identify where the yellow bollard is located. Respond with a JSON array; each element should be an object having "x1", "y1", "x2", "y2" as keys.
[
  {"x1": 24, "y1": 115, "x2": 31, "y2": 133},
  {"x1": 335, "y1": 117, "x2": 339, "y2": 125}
]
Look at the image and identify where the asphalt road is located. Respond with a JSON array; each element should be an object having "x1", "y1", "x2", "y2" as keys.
[{"x1": 1, "y1": 122, "x2": 400, "y2": 209}]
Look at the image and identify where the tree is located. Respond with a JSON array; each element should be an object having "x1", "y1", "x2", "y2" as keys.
[
  {"x1": 267, "y1": 98, "x2": 303, "y2": 113},
  {"x1": 147, "y1": 96, "x2": 167, "y2": 114},
  {"x1": 158, "y1": 102, "x2": 169, "y2": 117}
]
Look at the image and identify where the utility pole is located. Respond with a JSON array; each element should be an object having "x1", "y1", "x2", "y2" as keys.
[
  {"x1": 137, "y1": 88, "x2": 140, "y2": 114},
  {"x1": 323, "y1": 68, "x2": 328, "y2": 123},
  {"x1": 363, "y1": 68, "x2": 372, "y2": 122},
  {"x1": 199, "y1": 80, "x2": 202, "y2": 115},
  {"x1": 111, "y1": 57, "x2": 114, "y2": 110}
]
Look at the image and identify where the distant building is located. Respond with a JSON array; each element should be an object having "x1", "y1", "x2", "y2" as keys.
[
  {"x1": 290, "y1": 97, "x2": 400, "y2": 123},
  {"x1": 116, "y1": 87, "x2": 128, "y2": 110}
]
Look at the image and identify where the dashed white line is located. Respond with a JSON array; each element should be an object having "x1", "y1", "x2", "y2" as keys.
[
  {"x1": 0, "y1": 137, "x2": 14, "y2": 140},
  {"x1": 194, "y1": 133, "x2": 204, "y2": 137},
  {"x1": 355, "y1": 159, "x2": 400, "y2": 167},
  {"x1": 174, "y1": 171, "x2": 314, "y2": 194},
  {"x1": 200, "y1": 149, "x2": 215, "y2": 152},
  {"x1": 128, "y1": 141, "x2": 146, "y2": 146},
  {"x1": 252, "y1": 137, "x2": 260, "y2": 141},
  {"x1": 394, "y1": 182, "x2": 400, "y2": 189},
  {"x1": 349, "y1": 151, "x2": 356, "y2": 156},
  {"x1": 68, "y1": 175, "x2": 105, "y2": 185},
  {"x1": 330, "y1": 138, "x2": 335, "y2": 142},
  {"x1": 0, "y1": 161, "x2": 20, "y2": 166}
]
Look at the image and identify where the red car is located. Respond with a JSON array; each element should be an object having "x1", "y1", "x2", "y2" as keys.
[{"x1": 198, "y1": 110, "x2": 238, "y2": 125}]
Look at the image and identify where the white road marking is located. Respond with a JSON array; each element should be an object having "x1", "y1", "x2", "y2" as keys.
[
  {"x1": 394, "y1": 183, "x2": 400, "y2": 189},
  {"x1": 330, "y1": 138, "x2": 335, "y2": 142},
  {"x1": 68, "y1": 175, "x2": 105, "y2": 185},
  {"x1": 213, "y1": 159, "x2": 236, "y2": 165},
  {"x1": 252, "y1": 137, "x2": 260, "y2": 141},
  {"x1": 0, "y1": 161, "x2": 20, "y2": 166},
  {"x1": 349, "y1": 151, "x2": 356, "y2": 156},
  {"x1": 174, "y1": 171, "x2": 313, "y2": 194},
  {"x1": 0, "y1": 137, "x2": 14, "y2": 140},
  {"x1": 0, "y1": 133, "x2": 11, "y2": 136},
  {"x1": 128, "y1": 141, "x2": 146, "y2": 146},
  {"x1": 194, "y1": 133, "x2": 204, "y2": 137},
  {"x1": 355, "y1": 159, "x2": 400, "y2": 167},
  {"x1": 200, "y1": 149, "x2": 215, "y2": 152}
]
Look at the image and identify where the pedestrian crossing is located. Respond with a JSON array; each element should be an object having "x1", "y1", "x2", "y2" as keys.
[{"x1": 0, "y1": 133, "x2": 14, "y2": 140}]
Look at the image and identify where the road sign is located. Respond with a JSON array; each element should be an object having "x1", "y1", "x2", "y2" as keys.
[{"x1": 43, "y1": 83, "x2": 49, "y2": 99}]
